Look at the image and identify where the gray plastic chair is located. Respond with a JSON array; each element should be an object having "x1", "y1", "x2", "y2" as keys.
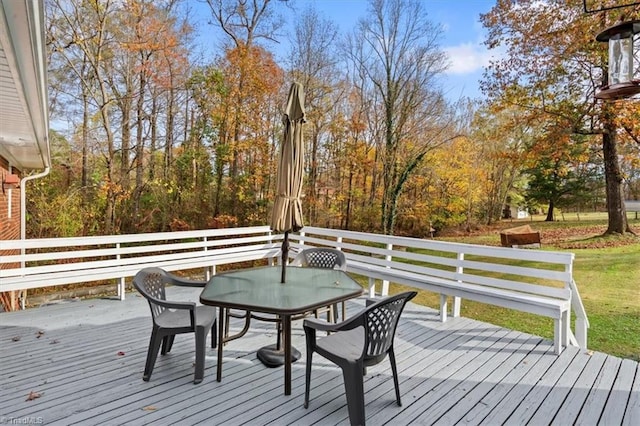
[
  {"x1": 290, "y1": 247, "x2": 347, "y2": 270},
  {"x1": 291, "y1": 247, "x2": 347, "y2": 321},
  {"x1": 133, "y1": 267, "x2": 217, "y2": 384},
  {"x1": 303, "y1": 291, "x2": 417, "y2": 426}
]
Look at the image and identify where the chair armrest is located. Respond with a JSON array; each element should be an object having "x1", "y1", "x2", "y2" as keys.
[
  {"x1": 167, "y1": 272, "x2": 207, "y2": 288},
  {"x1": 289, "y1": 258, "x2": 303, "y2": 267},
  {"x1": 365, "y1": 297, "x2": 378, "y2": 307},
  {"x1": 303, "y1": 318, "x2": 339, "y2": 333},
  {"x1": 304, "y1": 312, "x2": 364, "y2": 333},
  {"x1": 151, "y1": 298, "x2": 196, "y2": 311}
]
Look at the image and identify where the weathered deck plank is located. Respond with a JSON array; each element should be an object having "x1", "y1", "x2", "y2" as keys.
[
  {"x1": 623, "y1": 362, "x2": 640, "y2": 426},
  {"x1": 1, "y1": 288, "x2": 638, "y2": 426},
  {"x1": 550, "y1": 351, "x2": 608, "y2": 425},
  {"x1": 600, "y1": 358, "x2": 639, "y2": 425}
]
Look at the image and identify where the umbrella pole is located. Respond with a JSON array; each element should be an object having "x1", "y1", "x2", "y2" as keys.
[{"x1": 281, "y1": 231, "x2": 289, "y2": 283}]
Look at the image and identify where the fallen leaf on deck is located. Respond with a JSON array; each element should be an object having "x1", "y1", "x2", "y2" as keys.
[
  {"x1": 36, "y1": 331, "x2": 45, "y2": 338},
  {"x1": 12, "y1": 336, "x2": 21, "y2": 342},
  {"x1": 143, "y1": 406, "x2": 157, "y2": 411},
  {"x1": 117, "y1": 351, "x2": 126, "y2": 356},
  {"x1": 26, "y1": 391, "x2": 42, "y2": 401}
]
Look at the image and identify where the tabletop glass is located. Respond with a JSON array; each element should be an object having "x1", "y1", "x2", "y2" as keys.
[{"x1": 199, "y1": 266, "x2": 363, "y2": 314}]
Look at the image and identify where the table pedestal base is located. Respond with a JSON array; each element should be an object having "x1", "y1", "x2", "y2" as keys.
[{"x1": 257, "y1": 344, "x2": 301, "y2": 368}]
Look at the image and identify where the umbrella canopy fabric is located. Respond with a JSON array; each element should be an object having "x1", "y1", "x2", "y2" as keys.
[
  {"x1": 271, "y1": 82, "x2": 306, "y2": 235},
  {"x1": 271, "y1": 82, "x2": 306, "y2": 283}
]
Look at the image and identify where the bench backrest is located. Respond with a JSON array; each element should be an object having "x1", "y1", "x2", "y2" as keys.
[
  {"x1": 0, "y1": 226, "x2": 281, "y2": 293},
  {"x1": 290, "y1": 227, "x2": 574, "y2": 301},
  {"x1": 624, "y1": 200, "x2": 640, "y2": 212}
]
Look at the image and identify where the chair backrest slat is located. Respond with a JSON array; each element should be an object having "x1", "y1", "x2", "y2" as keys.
[
  {"x1": 365, "y1": 293, "x2": 414, "y2": 358},
  {"x1": 293, "y1": 248, "x2": 347, "y2": 270},
  {"x1": 133, "y1": 267, "x2": 169, "y2": 319}
]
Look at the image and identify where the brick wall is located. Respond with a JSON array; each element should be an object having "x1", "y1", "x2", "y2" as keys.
[
  {"x1": 0, "y1": 157, "x2": 22, "y2": 311},
  {"x1": 0, "y1": 157, "x2": 21, "y2": 241}
]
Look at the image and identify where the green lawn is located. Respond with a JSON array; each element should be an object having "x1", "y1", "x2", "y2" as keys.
[
  {"x1": 571, "y1": 245, "x2": 640, "y2": 360},
  {"x1": 368, "y1": 217, "x2": 640, "y2": 361}
]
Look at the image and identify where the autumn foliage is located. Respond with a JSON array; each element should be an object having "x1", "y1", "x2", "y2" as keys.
[{"x1": 34, "y1": 0, "x2": 638, "y2": 240}]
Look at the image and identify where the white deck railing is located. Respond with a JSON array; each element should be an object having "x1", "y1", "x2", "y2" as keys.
[
  {"x1": 0, "y1": 225, "x2": 588, "y2": 352},
  {"x1": 0, "y1": 226, "x2": 282, "y2": 301}
]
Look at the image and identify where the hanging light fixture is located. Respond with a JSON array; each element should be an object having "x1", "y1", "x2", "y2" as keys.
[
  {"x1": 583, "y1": 1, "x2": 640, "y2": 99},
  {"x1": 2, "y1": 172, "x2": 20, "y2": 194},
  {"x1": 583, "y1": 1, "x2": 640, "y2": 13},
  {"x1": 595, "y1": 20, "x2": 640, "y2": 99}
]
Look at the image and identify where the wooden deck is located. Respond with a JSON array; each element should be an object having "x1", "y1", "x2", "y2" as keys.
[{"x1": 1, "y1": 287, "x2": 638, "y2": 425}]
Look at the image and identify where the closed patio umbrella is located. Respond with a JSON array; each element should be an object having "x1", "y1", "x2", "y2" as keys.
[{"x1": 271, "y1": 82, "x2": 306, "y2": 283}]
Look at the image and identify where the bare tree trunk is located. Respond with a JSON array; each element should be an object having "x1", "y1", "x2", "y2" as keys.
[
  {"x1": 165, "y1": 87, "x2": 175, "y2": 181},
  {"x1": 132, "y1": 68, "x2": 146, "y2": 228},
  {"x1": 602, "y1": 124, "x2": 631, "y2": 234},
  {"x1": 546, "y1": 199, "x2": 555, "y2": 222},
  {"x1": 346, "y1": 0, "x2": 449, "y2": 235},
  {"x1": 149, "y1": 94, "x2": 158, "y2": 180},
  {"x1": 120, "y1": 84, "x2": 132, "y2": 193}
]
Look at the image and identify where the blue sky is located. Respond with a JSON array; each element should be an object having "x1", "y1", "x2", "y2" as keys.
[
  {"x1": 306, "y1": 0, "x2": 496, "y2": 100},
  {"x1": 192, "y1": 0, "x2": 497, "y2": 100}
]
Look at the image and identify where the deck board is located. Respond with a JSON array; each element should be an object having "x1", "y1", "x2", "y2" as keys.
[
  {"x1": 623, "y1": 362, "x2": 640, "y2": 426},
  {"x1": 550, "y1": 351, "x2": 608, "y2": 425},
  {"x1": 600, "y1": 358, "x2": 638, "y2": 425},
  {"x1": 1, "y1": 287, "x2": 638, "y2": 425}
]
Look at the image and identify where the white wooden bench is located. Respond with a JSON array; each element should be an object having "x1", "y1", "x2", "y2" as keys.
[
  {"x1": 290, "y1": 227, "x2": 589, "y2": 355},
  {"x1": 1, "y1": 225, "x2": 589, "y2": 354},
  {"x1": 625, "y1": 200, "x2": 640, "y2": 219},
  {"x1": 0, "y1": 226, "x2": 281, "y2": 304},
  {"x1": 625, "y1": 200, "x2": 640, "y2": 211}
]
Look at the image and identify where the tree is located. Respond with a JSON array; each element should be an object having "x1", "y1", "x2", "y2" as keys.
[
  {"x1": 524, "y1": 129, "x2": 602, "y2": 221},
  {"x1": 48, "y1": 0, "x2": 197, "y2": 234},
  {"x1": 481, "y1": 0, "x2": 636, "y2": 235},
  {"x1": 470, "y1": 104, "x2": 530, "y2": 225},
  {"x1": 204, "y1": 0, "x2": 285, "y2": 217},
  {"x1": 344, "y1": 0, "x2": 452, "y2": 234},
  {"x1": 117, "y1": 0, "x2": 193, "y2": 232},
  {"x1": 213, "y1": 45, "x2": 284, "y2": 221},
  {"x1": 287, "y1": 6, "x2": 341, "y2": 224},
  {"x1": 48, "y1": 0, "x2": 122, "y2": 233}
]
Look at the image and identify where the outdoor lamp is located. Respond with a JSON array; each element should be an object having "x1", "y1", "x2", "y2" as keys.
[
  {"x1": 2, "y1": 173, "x2": 20, "y2": 194},
  {"x1": 596, "y1": 19, "x2": 640, "y2": 99}
]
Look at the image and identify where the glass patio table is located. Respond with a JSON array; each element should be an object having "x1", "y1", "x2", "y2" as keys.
[{"x1": 199, "y1": 265, "x2": 364, "y2": 395}]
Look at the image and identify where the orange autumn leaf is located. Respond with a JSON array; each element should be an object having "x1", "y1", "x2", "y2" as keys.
[{"x1": 26, "y1": 391, "x2": 42, "y2": 401}]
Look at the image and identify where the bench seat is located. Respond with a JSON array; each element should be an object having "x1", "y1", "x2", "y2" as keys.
[{"x1": 290, "y1": 226, "x2": 587, "y2": 355}]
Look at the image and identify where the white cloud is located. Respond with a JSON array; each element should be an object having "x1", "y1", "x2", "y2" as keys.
[{"x1": 444, "y1": 42, "x2": 496, "y2": 75}]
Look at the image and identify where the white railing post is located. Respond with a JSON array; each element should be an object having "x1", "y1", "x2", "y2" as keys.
[
  {"x1": 20, "y1": 245, "x2": 27, "y2": 310},
  {"x1": 267, "y1": 231, "x2": 275, "y2": 266},
  {"x1": 570, "y1": 280, "x2": 589, "y2": 349},
  {"x1": 368, "y1": 277, "x2": 376, "y2": 298},
  {"x1": 452, "y1": 252, "x2": 463, "y2": 317},
  {"x1": 381, "y1": 243, "x2": 392, "y2": 296},
  {"x1": 204, "y1": 236, "x2": 212, "y2": 280},
  {"x1": 116, "y1": 243, "x2": 125, "y2": 301}
]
